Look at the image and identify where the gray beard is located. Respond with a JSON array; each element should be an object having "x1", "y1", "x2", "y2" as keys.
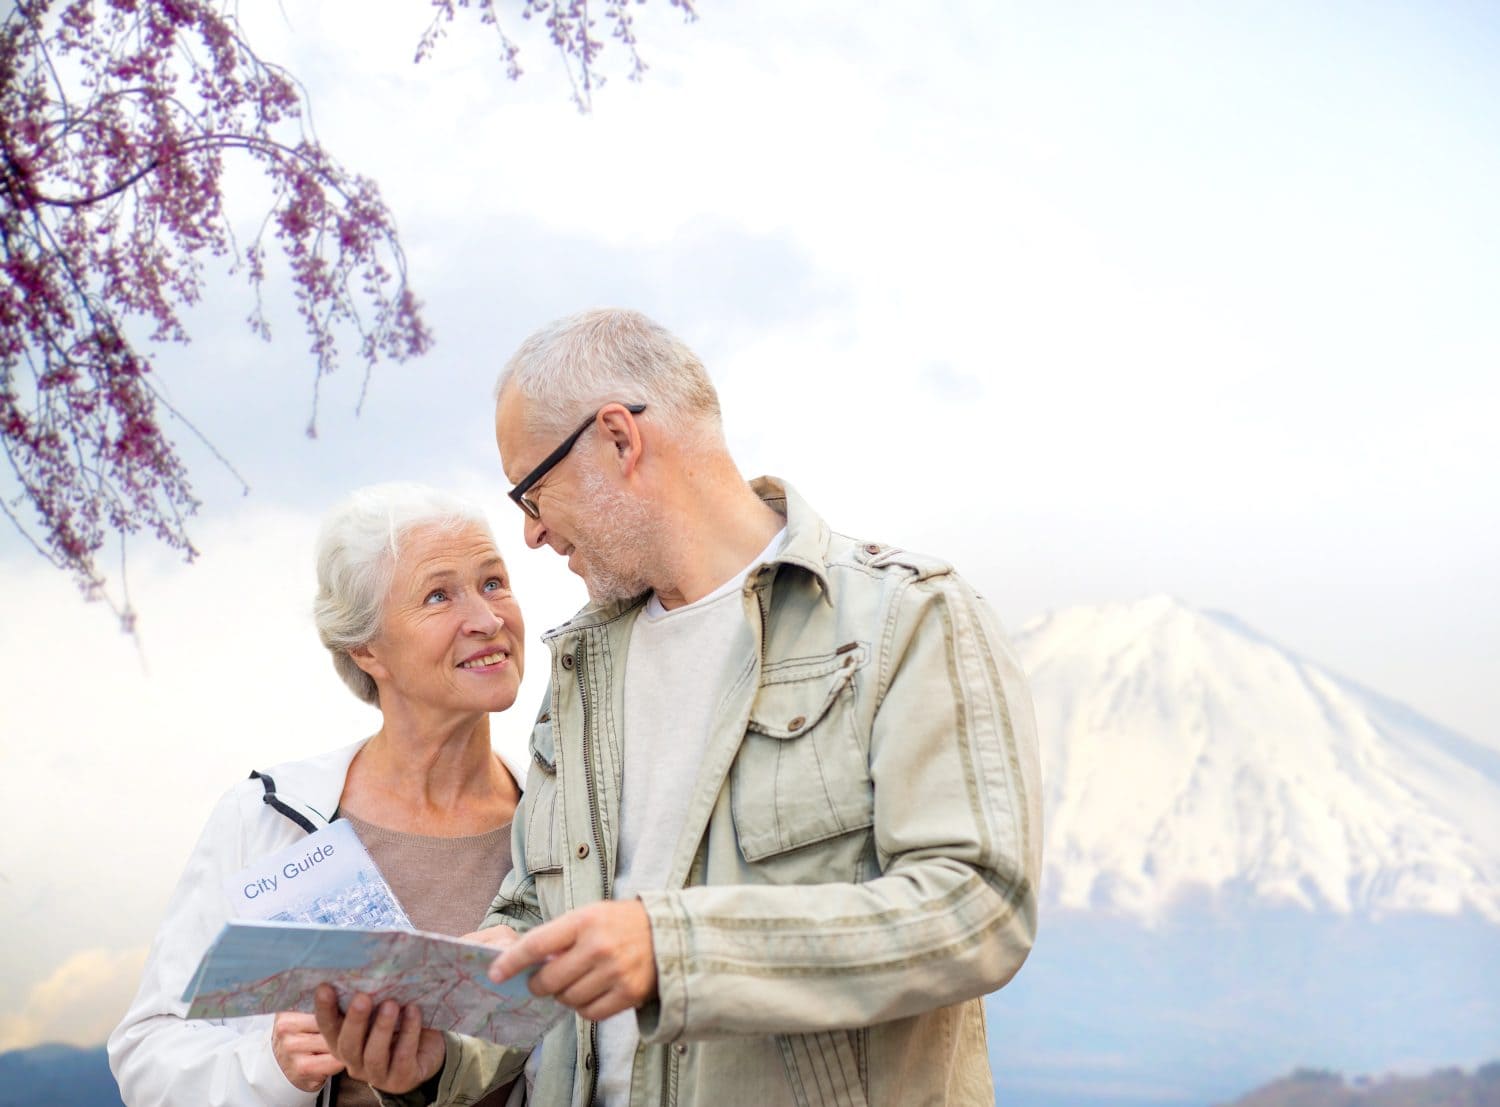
[{"x1": 574, "y1": 465, "x2": 657, "y2": 604}]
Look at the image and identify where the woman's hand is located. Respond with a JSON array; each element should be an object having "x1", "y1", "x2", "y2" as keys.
[
  {"x1": 314, "y1": 985, "x2": 446, "y2": 1094},
  {"x1": 459, "y1": 924, "x2": 519, "y2": 949},
  {"x1": 271, "y1": 1010, "x2": 346, "y2": 1092}
]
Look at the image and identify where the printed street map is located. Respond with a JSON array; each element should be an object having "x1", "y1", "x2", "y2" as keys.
[{"x1": 183, "y1": 920, "x2": 564, "y2": 1046}]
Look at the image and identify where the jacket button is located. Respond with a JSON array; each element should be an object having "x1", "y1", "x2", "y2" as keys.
[
  {"x1": 561, "y1": 653, "x2": 574, "y2": 670},
  {"x1": 864, "y1": 543, "x2": 881, "y2": 555},
  {"x1": 787, "y1": 715, "x2": 806, "y2": 731},
  {"x1": 576, "y1": 842, "x2": 590, "y2": 859},
  {"x1": 672, "y1": 1042, "x2": 688, "y2": 1055}
]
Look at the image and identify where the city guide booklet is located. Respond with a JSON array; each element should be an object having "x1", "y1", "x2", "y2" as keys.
[{"x1": 182, "y1": 819, "x2": 562, "y2": 1046}]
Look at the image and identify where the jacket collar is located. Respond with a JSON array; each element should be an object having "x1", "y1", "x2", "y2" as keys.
[
  {"x1": 261, "y1": 739, "x2": 366, "y2": 825},
  {"x1": 256, "y1": 735, "x2": 530, "y2": 822},
  {"x1": 748, "y1": 475, "x2": 833, "y2": 598}
]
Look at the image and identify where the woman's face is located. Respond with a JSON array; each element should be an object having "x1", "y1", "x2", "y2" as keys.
[{"x1": 355, "y1": 523, "x2": 525, "y2": 719}]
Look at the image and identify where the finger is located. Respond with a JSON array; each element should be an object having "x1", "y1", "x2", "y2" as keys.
[
  {"x1": 577, "y1": 986, "x2": 636, "y2": 1023},
  {"x1": 554, "y1": 968, "x2": 615, "y2": 1013},
  {"x1": 313, "y1": 985, "x2": 346, "y2": 1053},
  {"x1": 281, "y1": 1031, "x2": 338, "y2": 1054},
  {"x1": 527, "y1": 946, "x2": 600, "y2": 999},
  {"x1": 336, "y1": 993, "x2": 376, "y2": 1069},
  {"x1": 296, "y1": 1053, "x2": 347, "y2": 1080},
  {"x1": 490, "y1": 916, "x2": 577, "y2": 981},
  {"x1": 275, "y1": 1010, "x2": 322, "y2": 1034},
  {"x1": 461, "y1": 924, "x2": 518, "y2": 948},
  {"x1": 363, "y1": 999, "x2": 403, "y2": 1083},
  {"x1": 392, "y1": 1004, "x2": 424, "y2": 1076},
  {"x1": 418, "y1": 1026, "x2": 447, "y2": 1072}
]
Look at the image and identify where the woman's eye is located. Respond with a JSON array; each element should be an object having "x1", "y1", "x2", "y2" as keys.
[
  {"x1": 424, "y1": 589, "x2": 448, "y2": 605},
  {"x1": 483, "y1": 577, "x2": 507, "y2": 593}
]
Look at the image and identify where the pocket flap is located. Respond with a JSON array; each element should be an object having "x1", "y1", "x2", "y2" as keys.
[
  {"x1": 734, "y1": 644, "x2": 874, "y2": 862},
  {"x1": 523, "y1": 712, "x2": 563, "y2": 875},
  {"x1": 747, "y1": 647, "x2": 864, "y2": 740},
  {"x1": 529, "y1": 710, "x2": 557, "y2": 773}
]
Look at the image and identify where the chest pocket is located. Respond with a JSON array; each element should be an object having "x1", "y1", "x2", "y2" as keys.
[
  {"x1": 732, "y1": 647, "x2": 874, "y2": 862},
  {"x1": 523, "y1": 714, "x2": 564, "y2": 877}
]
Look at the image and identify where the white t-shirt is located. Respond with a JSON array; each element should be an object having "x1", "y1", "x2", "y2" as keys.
[{"x1": 595, "y1": 529, "x2": 787, "y2": 1105}]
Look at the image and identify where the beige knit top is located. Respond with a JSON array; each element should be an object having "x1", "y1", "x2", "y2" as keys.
[{"x1": 332, "y1": 813, "x2": 514, "y2": 1107}]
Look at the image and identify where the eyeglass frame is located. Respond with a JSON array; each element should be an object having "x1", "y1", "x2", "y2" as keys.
[{"x1": 506, "y1": 402, "x2": 647, "y2": 520}]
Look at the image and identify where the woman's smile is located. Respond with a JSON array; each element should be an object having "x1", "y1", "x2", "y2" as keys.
[{"x1": 457, "y1": 648, "x2": 510, "y2": 671}]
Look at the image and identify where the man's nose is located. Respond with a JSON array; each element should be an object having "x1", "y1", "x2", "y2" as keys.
[{"x1": 524, "y1": 513, "x2": 546, "y2": 550}]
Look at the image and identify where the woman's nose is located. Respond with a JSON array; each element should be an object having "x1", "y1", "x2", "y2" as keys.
[{"x1": 464, "y1": 595, "x2": 502, "y2": 635}]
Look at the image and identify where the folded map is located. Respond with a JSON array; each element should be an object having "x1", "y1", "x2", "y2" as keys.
[{"x1": 183, "y1": 920, "x2": 564, "y2": 1046}]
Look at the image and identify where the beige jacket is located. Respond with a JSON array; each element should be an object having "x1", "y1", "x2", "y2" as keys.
[{"x1": 413, "y1": 478, "x2": 1041, "y2": 1107}]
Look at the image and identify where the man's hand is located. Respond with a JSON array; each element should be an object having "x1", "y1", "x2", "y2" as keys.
[
  {"x1": 313, "y1": 984, "x2": 446, "y2": 1094},
  {"x1": 271, "y1": 1010, "x2": 345, "y2": 1092},
  {"x1": 488, "y1": 900, "x2": 656, "y2": 1021}
]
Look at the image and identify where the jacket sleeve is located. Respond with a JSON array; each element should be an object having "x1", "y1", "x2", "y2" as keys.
[
  {"x1": 479, "y1": 694, "x2": 554, "y2": 935},
  {"x1": 479, "y1": 833, "x2": 543, "y2": 934},
  {"x1": 107, "y1": 785, "x2": 316, "y2": 1107},
  {"x1": 635, "y1": 569, "x2": 1043, "y2": 1042},
  {"x1": 374, "y1": 1033, "x2": 528, "y2": 1107}
]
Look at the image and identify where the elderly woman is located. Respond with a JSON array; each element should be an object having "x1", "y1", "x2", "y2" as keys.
[{"x1": 109, "y1": 483, "x2": 526, "y2": 1107}]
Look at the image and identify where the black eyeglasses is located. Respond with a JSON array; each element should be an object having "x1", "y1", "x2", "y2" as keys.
[{"x1": 507, "y1": 403, "x2": 647, "y2": 520}]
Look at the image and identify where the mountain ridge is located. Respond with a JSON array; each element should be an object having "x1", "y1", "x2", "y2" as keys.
[
  {"x1": 1215, "y1": 1059, "x2": 1500, "y2": 1107},
  {"x1": 1014, "y1": 596, "x2": 1500, "y2": 924},
  {"x1": 0, "y1": 1044, "x2": 123, "y2": 1107}
]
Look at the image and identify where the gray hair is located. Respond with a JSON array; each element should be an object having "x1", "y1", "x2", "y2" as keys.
[
  {"x1": 496, "y1": 308, "x2": 723, "y2": 441},
  {"x1": 313, "y1": 482, "x2": 494, "y2": 706}
]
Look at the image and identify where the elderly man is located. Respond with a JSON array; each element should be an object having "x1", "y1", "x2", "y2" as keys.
[{"x1": 322, "y1": 309, "x2": 1042, "y2": 1106}]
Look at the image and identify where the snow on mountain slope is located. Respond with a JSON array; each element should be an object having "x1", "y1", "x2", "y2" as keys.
[{"x1": 1013, "y1": 596, "x2": 1500, "y2": 922}]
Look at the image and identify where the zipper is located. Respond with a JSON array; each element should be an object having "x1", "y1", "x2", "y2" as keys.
[
  {"x1": 660, "y1": 1042, "x2": 680, "y2": 1107},
  {"x1": 575, "y1": 631, "x2": 610, "y2": 1107},
  {"x1": 755, "y1": 570, "x2": 770, "y2": 664}
]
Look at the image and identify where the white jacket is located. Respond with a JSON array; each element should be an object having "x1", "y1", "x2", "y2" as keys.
[
  {"x1": 109, "y1": 740, "x2": 364, "y2": 1107},
  {"x1": 108, "y1": 739, "x2": 527, "y2": 1107}
]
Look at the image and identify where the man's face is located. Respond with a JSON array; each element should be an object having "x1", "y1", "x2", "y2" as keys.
[{"x1": 496, "y1": 389, "x2": 656, "y2": 604}]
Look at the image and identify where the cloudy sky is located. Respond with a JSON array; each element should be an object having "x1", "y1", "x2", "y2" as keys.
[{"x1": 1, "y1": 0, "x2": 1496, "y2": 1054}]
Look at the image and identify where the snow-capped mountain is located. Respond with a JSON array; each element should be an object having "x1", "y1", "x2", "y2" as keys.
[{"x1": 1013, "y1": 596, "x2": 1500, "y2": 922}]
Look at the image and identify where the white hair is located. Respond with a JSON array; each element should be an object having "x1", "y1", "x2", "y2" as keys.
[
  {"x1": 313, "y1": 482, "x2": 493, "y2": 706},
  {"x1": 496, "y1": 308, "x2": 723, "y2": 441}
]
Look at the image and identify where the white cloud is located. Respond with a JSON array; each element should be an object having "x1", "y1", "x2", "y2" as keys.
[{"x1": 0, "y1": 947, "x2": 148, "y2": 1051}]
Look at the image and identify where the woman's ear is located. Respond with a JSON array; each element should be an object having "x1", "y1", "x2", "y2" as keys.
[{"x1": 347, "y1": 643, "x2": 388, "y2": 682}]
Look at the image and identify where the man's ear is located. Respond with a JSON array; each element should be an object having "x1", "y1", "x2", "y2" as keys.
[{"x1": 596, "y1": 403, "x2": 644, "y2": 476}]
